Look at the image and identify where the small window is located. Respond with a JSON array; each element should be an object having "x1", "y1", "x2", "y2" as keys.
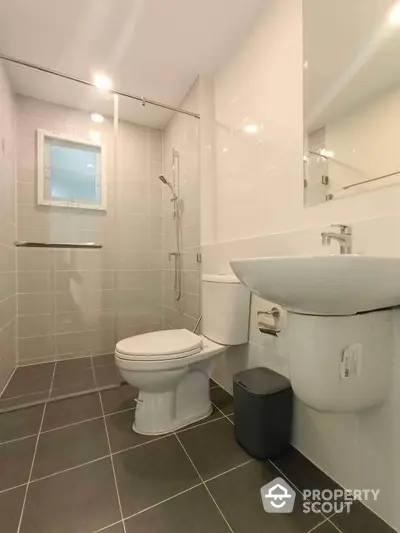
[{"x1": 37, "y1": 130, "x2": 106, "y2": 210}]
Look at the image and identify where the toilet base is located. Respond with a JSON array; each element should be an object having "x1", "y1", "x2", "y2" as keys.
[
  {"x1": 131, "y1": 363, "x2": 213, "y2": 436},
  {"x1": 132, "y1": 403, "x2": 212, "y2": 435}
]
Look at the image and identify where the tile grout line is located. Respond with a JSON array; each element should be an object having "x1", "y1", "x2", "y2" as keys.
[
  {"x1": 174, "y1": 431, "x2": 234, "y2": 533},
  {"x1": 269, "y1": 459, "x2": 344, "y2": 530},
  {"x1": 112, "y1": 432, "x2": 173, "y2": 456},
  {"x1": 0, "y1": 366, "x2": 18, "y2": 397},
  {"x1": 1, "y1": 392, "x2": 236, "y2": 497},
  {"x1": 326, "y1": 517, "x2": 345, "y2": 533},
  {"x1": 29, "y1": 455, "x2": 111, "y2": 485},
  {"x1": 0, "y1": 407, "x2": 137, "y2": 447},
  {"x1": 175, "y1": 412, "x2": 225, "y2": 434},
  {"x1": 204, "y1": 458, "x2": 254, "y2": 483},
  {"x1": 16, "y1": 413, "x2": 254, "y2": 488},
  {"x1": 0, "y1": 482, "x2": 27, "y2": 496},
  {"x1": 211, "y1": 401, "x2": 234, "y2": 426},
  {"x1": 1, "y1": 434, "x2": 251, "y2": 496},
  {"x1": 15, "y1": 360, "x2": 57, "y2": 533},
  {"x1": 92, "y1": 519, "x2": 125, "y2": 533},
  {"x1": 15, "y1": 401, "x2": 48, "y2": 533},
  {"x1": 97, "y1": 390, "x2": 128, "y2": 533},
  {"x1": 0, "y1": 433, "x2": 38, "y2": 447},
  {"x1": 305, "y1": 515, "x2": 334, "y2": 533},
  {"x1": 121, "y1": 483, "x2": 204, "y2": 524},
  {"x1": 0, "y1": 382, "x2": 124, "y2": 415},
  {"x1": 48, "y1": 359, "x2": 57, "y2": 397}
]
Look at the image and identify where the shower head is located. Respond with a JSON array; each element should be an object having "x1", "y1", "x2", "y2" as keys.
[
  {"x1": 157, "y1": 175, "x2": 178, "y2": 200},
  {"x1": 158, "y1": 174, "x2": 169, "y2": 185}
]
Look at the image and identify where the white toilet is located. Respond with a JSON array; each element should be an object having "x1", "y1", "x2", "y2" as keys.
[{"x1": 115, "y1": 274, "x2": 250, "y2": 435}]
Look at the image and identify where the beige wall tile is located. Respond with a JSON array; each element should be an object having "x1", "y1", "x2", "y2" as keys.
[
  {"x1": 17, "y1": 248, "x2": 54, "y2": 271},
  {"x1": 56, "y1": 330, "x2": 93, "y2": 357},
  {"x1": 18, "y1": 271, "x2": 54, "y2": 294},
  {"x1": 18, "y1": 334, "x2": 56, "y2": 362},
  {"x1": 14, "y1": 94, "x2": 165, "y2": 363},
  {"x1": 18, "y1": 314, "x2": 54, "y2": 338},
  {"x1": 18, "y1": 293, "x2": 54, "y2": 316},
  {"x1": 0, "y1": 295, "x2": 16, "y2": 330},
  {"x1": 0, "y1": 272, "x2": 16, "y2": 301}
]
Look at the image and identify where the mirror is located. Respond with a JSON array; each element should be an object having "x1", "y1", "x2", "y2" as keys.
[{"x1": 303, "y1": 0, "x2": 400, "y2": 206}]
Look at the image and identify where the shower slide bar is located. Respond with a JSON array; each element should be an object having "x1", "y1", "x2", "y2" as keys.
[{"x1": 15, "y1": 241, "x2": 103, "y2": 249}]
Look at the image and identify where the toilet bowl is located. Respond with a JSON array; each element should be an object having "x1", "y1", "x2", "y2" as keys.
[
  {"x1": 115, "y1": 329, "x2": 226, "y2": 435},
  {"x1": 115, "y1": 273, "x2": 250, "y2": 435}
]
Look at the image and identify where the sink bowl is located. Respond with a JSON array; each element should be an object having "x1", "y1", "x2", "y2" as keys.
[{"x1": 230, "y1": 255, "x2": 400, "y2": 316}]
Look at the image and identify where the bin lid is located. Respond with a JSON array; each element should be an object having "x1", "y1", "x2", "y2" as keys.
[{"x1": 234, "y1": 367, "x2": 291, "y2": 395}]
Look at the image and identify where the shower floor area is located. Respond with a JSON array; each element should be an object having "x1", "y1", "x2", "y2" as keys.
[{"x1": 0, "y1": 355, "x2": 123, "y2": 412}]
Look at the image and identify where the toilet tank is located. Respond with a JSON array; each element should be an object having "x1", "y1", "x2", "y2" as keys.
[{"x1": 202, "y1": 274, "x2": 250, "y2": 345}]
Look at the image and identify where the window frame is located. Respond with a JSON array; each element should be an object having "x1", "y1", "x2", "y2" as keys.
[{"x1": 37, "y1": 129, "x2": 107, "y2": 211}]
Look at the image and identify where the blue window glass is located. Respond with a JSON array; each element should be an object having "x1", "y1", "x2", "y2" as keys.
[{"x1": 49, "y1": 139, "x2": 101, "y2": 203}]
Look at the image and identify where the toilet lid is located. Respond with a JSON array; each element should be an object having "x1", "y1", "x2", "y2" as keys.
[{"x1": 116, "y1": 329, "x2": 203, "y2": 360}]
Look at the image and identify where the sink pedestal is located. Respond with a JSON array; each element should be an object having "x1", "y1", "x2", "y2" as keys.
[{"x1": 284, "y1": 310, "x2": 393, "y2": 412}]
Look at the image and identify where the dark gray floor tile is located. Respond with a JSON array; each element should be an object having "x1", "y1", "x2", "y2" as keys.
[
  {"x1": 0, "y1": 436, "x2": 36, "y2": 491},
  {"x1": 101, "y1": 384, "x2": 138, "y2": 414},
  {"x1": 210, "y1": 386, "x2": 234, "y2": 415},
  {"x1": 42, "y1": 392, "x2": 102, "y2": 431},
  {"x1": 113, "y1": 435, "x2": 200, "y2": 517},
  {"x1": 330, "y1": 500, "x2": 397, "y2": 533},
  {"x1": 178, "y1": 417, "x2": 250, "y2": 480},
  {"x1": 125, "y1": 485, "x2": 231, "y2": 533},
  {"x1": 105, "y1": 409, "x2": 156, "y2": 453},
  {"x1": 95, "y1": 364, "x2": 124, "y2": 387},
  {"x1": 92, "y1": 354, "x2": 115, "y2": 367},
  {"x1": 50, "y1": 367, "x2": 96, "y2": 397},
  {"x1": 0, "y1": 485, "x2": 26, "y2": 533},
  {"x1": 32, "y1": 418, "x2": 109, "y2": 480},
  {"x1": 55, "y1": 357, "x2": 92, "y2": 374},
  {"x1": 0, "y1": 391, "x2": 48, "y2": 411},
  {"x1": 20, "y1": 458, "x2": 121, "y2": 533},
  {"x1": 99, "y1": 522, "x2": 125, "y2": 533},
  {"x1": 2, "y1": 365, "x2": 54, "y2": 399},
  {"x1": 0, "y1": 405, "x2": 44, "y2": 443},
  {"x1": 12, "y1": 362, "x2": 55, "y2": 379},
  {"x1": 207, "y1": 460, "x2": 322, "y2": 533},
  {"x1": 271, "y1": 446, "x2": 339, "y2": 493}
]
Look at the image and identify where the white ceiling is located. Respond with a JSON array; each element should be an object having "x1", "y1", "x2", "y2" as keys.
[
  {"x1": 0, "y1": 0, "x2": 266, "y2": 127},
  {"x1": 304, "y1": 0, "x2": 400, "y2": 131}
]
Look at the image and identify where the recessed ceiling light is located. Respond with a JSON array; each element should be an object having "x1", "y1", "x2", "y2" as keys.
[
  {"x1": 389, "y1": 2, "x2": 400, "y2": 24},
  {"x1": 243, "y1": 123, "x2": 260, "y2": 134},
  {"x1": 93, "y1": 74, "x2": 112, "y2": 91},
  {"x1": 90, "y1": 113, "x2": 104, "y2": 123}
]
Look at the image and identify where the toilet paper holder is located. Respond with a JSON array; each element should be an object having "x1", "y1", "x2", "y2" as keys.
[{"x1": 257, "y1": 307, "x2": 282, "y2": 336}]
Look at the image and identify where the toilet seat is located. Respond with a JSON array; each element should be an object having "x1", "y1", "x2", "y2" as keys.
[{"x1": 115, "y1": 329, "x2": 203, "y2": 362}]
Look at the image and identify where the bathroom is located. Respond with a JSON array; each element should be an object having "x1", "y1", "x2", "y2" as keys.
[{"x1": 1, "y1": 0, "x2": 400, "y2": 531}]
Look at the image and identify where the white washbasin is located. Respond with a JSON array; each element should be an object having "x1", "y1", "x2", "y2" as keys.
[{"x1": 230, "y1": 255, "x2": 400, "y2": 316}]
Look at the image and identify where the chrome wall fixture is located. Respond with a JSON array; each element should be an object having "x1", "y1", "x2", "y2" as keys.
[
  {"x1": 171, "y1": 148, "x2": 182, "y2": 301},
  {"x1": 257, "y1": 308, "x2": 282, "y2": 336},
  {"x1": 15, "y1": 241, "x2": 102, "y2": 249}
]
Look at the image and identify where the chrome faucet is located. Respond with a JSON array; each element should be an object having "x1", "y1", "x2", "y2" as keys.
[{"x1": 321, "y1": 224, "x2": 352, "y2": 255}]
